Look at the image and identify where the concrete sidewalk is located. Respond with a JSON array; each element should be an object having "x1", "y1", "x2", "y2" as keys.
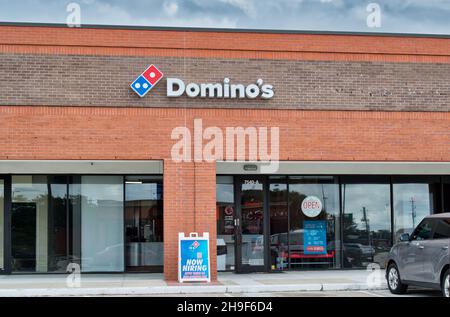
[{"x1": 0, "y1": 270, "x2": 387, "y2": 296}]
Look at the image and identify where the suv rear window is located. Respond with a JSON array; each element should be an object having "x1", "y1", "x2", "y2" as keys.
[{"x1": 432, "y1": 218, "x2": 450, "y2": 239}]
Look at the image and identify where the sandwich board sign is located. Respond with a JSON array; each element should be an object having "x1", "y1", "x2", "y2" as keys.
[{"x1": 178, "y1": 232, "x2": 211, "y2": 283}]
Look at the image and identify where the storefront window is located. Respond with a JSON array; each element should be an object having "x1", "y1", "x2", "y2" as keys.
[
  {"x1": 288, "y1": 176, "x2": 341, "y2": 269},
  {"x1": 0, "y1": 179, "x2": 4, "y2": 271},
  {"x1": 341, "y1": 176, "x2": 391, "y2": 269},
  {"x1": 78, "y1": 176, "x2": 124, "y2": 272},
  {"x1": 215, "y1": 174, "x2": 449, "y2": 272},
  {"x1": 216, "y1": 176, "x2": 235, "y2": 271},
  {"x1": 125, "y1": 176, "x2": 163, "y2": 271},
  {"x1": 444, "y1": 177, "x2": 450, "y2": 213},
  {"x1": 4, "y1": 174, "x2": 163, "y2": 273},
  {"x1": 393, "y1": 176, "x2": 441, "y2": 242},
  {"x1": 11, "y1": 175, "x2": 77, "y2": 272},
  {"x1": 47, "y1": 176, "x2": 74, "y2": 272},
  {"x1": 269, "y1": 176, "x2": 288, "y2": 270}
]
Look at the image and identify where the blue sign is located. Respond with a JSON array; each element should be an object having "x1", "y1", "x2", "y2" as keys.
[
  {"x1": 178, "y1": 232, "x2": 210, "y2": 282},
  {"x1": 304, "y1": 221, "x2": 327, "y2": 255}
]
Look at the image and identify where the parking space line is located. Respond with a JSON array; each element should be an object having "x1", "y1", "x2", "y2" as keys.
[{"x1": 357, "y1": 290, "x2": 385, "y2": 297}]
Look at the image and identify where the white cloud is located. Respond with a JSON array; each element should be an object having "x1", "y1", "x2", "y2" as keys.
[
  {"x1": 163, "y1": 1, "x2": 179, "y2": 17},
  {"x1": 0, "y1": 0, "x2": 448, "y2": 34},
  {"x1": 218, "y1": 0, "x2": 257, "y2": 19}
]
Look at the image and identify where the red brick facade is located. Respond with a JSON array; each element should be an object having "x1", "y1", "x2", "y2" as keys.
[
  {"x1": 0, "y1": 107, "x2": 449, "y2": 162},
  {"x1": 0, "y1": 25, "x2": 449, "y2": 281},
  {"x1": 1, "y1": 25, "x2": 450, "y2": 63}
]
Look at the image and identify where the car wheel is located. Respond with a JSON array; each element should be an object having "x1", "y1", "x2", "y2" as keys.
[
  {"x1": 387, "y1": 263, "x2": 408, "y2": 295},
  {"x1": 442, "y1": 269, "x2": 449, "y2": 298}
]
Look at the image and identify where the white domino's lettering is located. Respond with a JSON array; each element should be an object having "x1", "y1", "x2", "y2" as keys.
[{"x1": 166, "y1": 78, "x2": 274, "y2": 99}]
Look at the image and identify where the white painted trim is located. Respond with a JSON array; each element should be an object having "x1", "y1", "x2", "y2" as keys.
[
  {"x1": 0, "y1": 160, "x2": 163, "y2": 174},
  {"x1": 216, "y1": 161, "x2": 450, "y2": 175}
]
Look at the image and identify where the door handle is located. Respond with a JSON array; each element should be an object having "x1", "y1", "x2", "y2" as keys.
[
  {"x1": 442, "y1": 246, "x2": 449, "y2": 250},
  {"x1": 418, "y1": 245, "x2": 425, "y2": 249}
]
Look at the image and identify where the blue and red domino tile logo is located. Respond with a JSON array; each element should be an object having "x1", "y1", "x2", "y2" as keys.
[
  {"x1": 130, "y1": 64, "x2": 164, "y2": 97},
  {"x1": 189, "y1": 241, "x2": 200, "y2": 251}
]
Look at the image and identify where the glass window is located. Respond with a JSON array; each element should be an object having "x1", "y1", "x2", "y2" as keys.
[
  {"x1": 47, "y1": 176, "x2": 74, "y2": 272},
  {"x1": 11, "y1": 175, "x2": 46, "y2": 272},
  {"x1": 341, "y1": 176, "x2": 391, "y2": 269},
  {"x1": 78, "y1": 176, "x2": 124, "y2": 272},
  {"x1": 444, "y1": 177, "x2": 450, "y2": 213},
  {"x1": 432, "y1": 218, "x2": 450, "y2": 239},
  {"x1": 411, "y1": 219, "x2": 434, "y2": 241},
  {"x1": 0, "y1": 179, "x2": 4, "y2": 270},
  {"x1": 8, "y1": 174, "x2": 162, "y2": 273},
  {"x1": 11, "y1": 175, "x2": 77, "y2": 272},
  {"x1": 269, "y1": 176, "x2": 288, "y2": 270},
  {"x1": 289, "y1": 176, "x2": 341, "y2": 269},
  {"x1": 125, "y1": 176, "x2": 163, "y2": 271},
  {"x1": 216, "y1": 176, "x2": 235, "y2": 271},
  {"x1": 393, "y1": 176, "x2": 441, "y2": 242}
]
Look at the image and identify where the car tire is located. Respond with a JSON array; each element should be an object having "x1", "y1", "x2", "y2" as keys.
[
  {"x1": 442, "y1": 269, "x2": 449, "y2": 298},
  {"x1": 387, "y1": 263, "x2": 408, "y2": 295}
]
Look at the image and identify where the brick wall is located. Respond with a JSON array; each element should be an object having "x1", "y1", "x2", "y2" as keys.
[
  {"x1": 1, "y1": 107, "x2": 448, "y2": 162},
  {"x1": 1, "y1": 54, "x2": 449, "y2": 111},
  {"x1": 163, "y1": 160, "x2": 217, "y2": 281},
  {"x1": 1, "y1": 25, "x2": 450, "y2": 63},
  {"x1": 1, "y1": 25, "x2": 450, "y2": 112}
]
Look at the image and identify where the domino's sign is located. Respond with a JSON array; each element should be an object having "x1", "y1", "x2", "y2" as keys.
[
  {"x1": 131, "y1": 65, "x2": 274, "y2": 99},
  {"x1": 130, "y1": 64, "x2": 164, "y2": 97}
]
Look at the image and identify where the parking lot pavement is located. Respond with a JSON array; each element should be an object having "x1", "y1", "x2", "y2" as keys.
[{"x1": 366, "y1": 289, "x2": 442, "y2": 297}]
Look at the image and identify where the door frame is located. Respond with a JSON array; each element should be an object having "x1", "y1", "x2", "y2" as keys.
[
  {"x1": 0, "y1": 175, "x2": 11, "y2": 275},
  {"x1": 234, "y1": 175, "x2": 270, "y2": 273}
]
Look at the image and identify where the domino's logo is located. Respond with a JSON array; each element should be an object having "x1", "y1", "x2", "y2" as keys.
[
  {"x1": 130, "y1": 64, "x2": 164, "y2": 97},
  {"x1": 189, "y1": 241, "x2": 200, "y2": 251}
]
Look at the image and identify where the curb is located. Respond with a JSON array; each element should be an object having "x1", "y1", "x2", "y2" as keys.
[{"x1": 0, "y1": 282, "x2": 388, "y2": 297}]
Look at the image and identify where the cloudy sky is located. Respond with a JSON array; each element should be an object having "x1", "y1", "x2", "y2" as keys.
[{"x1": 0, "y1": 0, "x2": 449, "y2": 34}]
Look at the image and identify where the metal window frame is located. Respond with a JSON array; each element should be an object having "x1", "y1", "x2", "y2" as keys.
[
  {"x1": 1, "y1": 173, "x2": 164, "y2": 275},
  {"x1": 217, "y1": 172, "x2": 449, "y2": 273}
]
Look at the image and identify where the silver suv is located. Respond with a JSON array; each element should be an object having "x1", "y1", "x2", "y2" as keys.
[{"x1": 386, "y1": 213, "x2": 450, "y2": 297}]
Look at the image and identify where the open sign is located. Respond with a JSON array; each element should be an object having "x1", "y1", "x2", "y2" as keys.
[
  {"x1": 301, "y1": 196, "x2": 323, "y2": 218},
  {"x1": 224, "y1": 205, "x2": 234, "y2": 216}
]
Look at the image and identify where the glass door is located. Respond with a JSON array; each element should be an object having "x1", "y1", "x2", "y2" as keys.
[
  {"x1": 124, "y1": 176, "x2": 163, "y2": 272},
  {"x1": 235, "y1": 176, "x2": 268, "y2": 272}
]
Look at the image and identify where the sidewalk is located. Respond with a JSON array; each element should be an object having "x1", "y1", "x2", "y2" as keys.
[{"x1": 0, "y1": 270, "x2": 387, "y2": 296}]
